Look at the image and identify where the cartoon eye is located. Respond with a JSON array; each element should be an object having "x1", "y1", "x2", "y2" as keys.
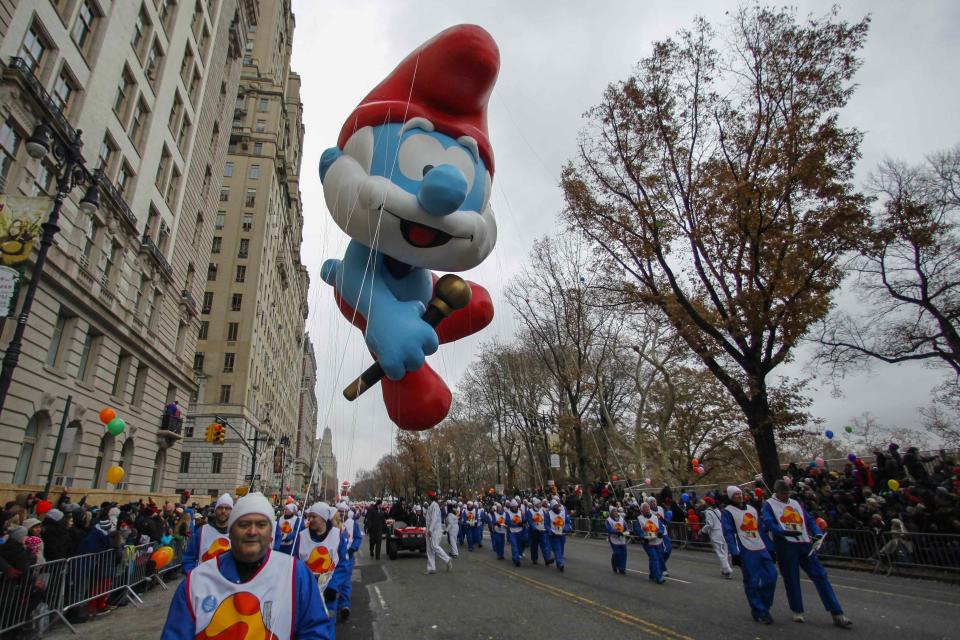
[{"x1": 398, "y1": 133, "x2": 475, "y2": 192}]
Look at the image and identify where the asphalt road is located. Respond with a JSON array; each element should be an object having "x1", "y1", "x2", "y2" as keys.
[{"x1": 44, "y1": 536, "x2": 960, "y2": 639}]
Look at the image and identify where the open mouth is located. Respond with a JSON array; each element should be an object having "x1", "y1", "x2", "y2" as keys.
[{"x1": 380, "y1": 207, "x2": 471, "y2": 248}]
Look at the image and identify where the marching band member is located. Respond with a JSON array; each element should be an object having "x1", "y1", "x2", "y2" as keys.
[
  {"x1": 546, "y1": 499, "x2": 571, "y2": 572},
  {"x1": 762, "y1": 480, "x2": 852, "y2": 628},
  {"x1": 635, "y1": 501, "x2": 666, "y2": 584},
  {"x1": 456, "y1": 502, "x2": 467, "y2": 549},
  {"x1": 605, "y1": 506, "x2": 628, "y2": 575},
  {"x1": 722, "y1": 486, "x2": 777, "y2": 624},
  {"x1": 703, "y1": 496, "x2": 732, "y2": 578},
  {"x1": 182, "y1": 493, "x2": 232, "y2": 573},
  {"x1": 273, "y1": 503, "x2": 301, "y2": 555},
  {"x1": 526, "y1": 498, "x2": 553, "y2": 565},
  {"x1": 504, "y1": 499, "x2": 525, "y2": 566},
  {"x1": 463, "y1": 501, "x2": 481, "y2": 551},
  {"x1": 425, "y1": 491, "x2": 453, "y2": 574},
  {"x1": 446, "y1": 501, "x2": 461, "y2": 558},
  {"x1": 334, "y1": 504, "x2": 362, "y2": 623},
  {"x1": 161, "y1": 492, "x2": 327, "y2": 640},
  {"x1": 488, "y1": 503, "x2": 506, "y2": 560},
  {"x1": 647, "y1": 497, "x2": 671, "y2": 576}
]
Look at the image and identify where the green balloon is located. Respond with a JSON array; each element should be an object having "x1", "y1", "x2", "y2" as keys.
[
  {"x1": 844, "y1": 425, "x2": 853, "y2": 434},
  {"x1": 106, "y1": 418, "x2": 125, "y2": 436}
]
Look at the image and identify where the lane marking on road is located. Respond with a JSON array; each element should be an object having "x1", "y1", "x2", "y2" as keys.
[
  {"x1": 373, "y1": 585, "x2": 388, "y2": 610},
  {"x1": 483, "y1": 561, "x2": 694, "y2": 640},
  {"x1": 625, "y1": 568, "x2": 692, "y2": 584},
  {"x1": 801, "y1": 579, "x2": 960, "y2": 607}
]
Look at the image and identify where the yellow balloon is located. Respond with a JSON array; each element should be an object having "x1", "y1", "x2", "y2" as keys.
[
  {"x1": 106, "y1": 466, "x2": 125, "y2": 485},
  {"x1": 887, "y1": 479, "x2": 900, "y2": 491}
]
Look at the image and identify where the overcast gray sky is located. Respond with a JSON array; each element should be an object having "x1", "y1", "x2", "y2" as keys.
[{"x1": 289, "y1": 0, "x2": 960, "y2": 483}]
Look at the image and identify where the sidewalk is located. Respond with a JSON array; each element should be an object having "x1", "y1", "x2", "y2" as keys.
[{"x1": 44, "y1": 577, "x2": 182, "y2": 639}]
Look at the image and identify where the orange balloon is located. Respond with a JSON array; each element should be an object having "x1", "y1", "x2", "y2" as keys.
[
  {"x1": 692, "y1": 458, "x2": 700, "y2": 467},
  {"x1": 151, "y1": 546, "x2": 174, "y2": 569},
  {"x1": 99, "y1": 408, "x2": 117, "y2": 425}
]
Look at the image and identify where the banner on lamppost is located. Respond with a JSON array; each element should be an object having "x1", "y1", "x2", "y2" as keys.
[
  {"x1": 550, "y1": 453, "x2": 561, "y2": 469},
  {"x1": 273, "y1": 446, "x2": 283, "y2": 474},
  {"x1": 0, "y1": 195, "x2": 49, "y2": 317}
]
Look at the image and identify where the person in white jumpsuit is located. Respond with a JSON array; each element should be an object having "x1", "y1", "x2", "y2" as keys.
[
  {"x1": 425, "y1": 491, "x2": 452, "y2": 574},
  {"x1": 703, "y1": 496, "x2": 732, "y2": 578},
  {"x1": 446, "y1": 502, "x2": 460, "y2": 558}
]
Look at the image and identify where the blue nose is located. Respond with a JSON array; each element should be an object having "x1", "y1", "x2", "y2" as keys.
[{"x1": 417, "y1": 164, "x2": 468, "y2": 217}]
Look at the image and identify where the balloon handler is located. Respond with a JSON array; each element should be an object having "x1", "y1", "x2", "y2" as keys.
[
  {"x1": 634, "y1": 502, "x2": 667, "y2": 584},
  {"x1": 722, "y1": 485, "x2": 777, "y2": 624},
  {"x1": 762, "y1": 479, "x2": 853, "y2": 628},
  {"x1": 319, "y1": 25, "x2": 501, "y2": 430}
]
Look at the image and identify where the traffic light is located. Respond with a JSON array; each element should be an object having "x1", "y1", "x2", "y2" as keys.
[
  {"x1": 204, "y1": 423, "x2": 216, "y2": 442},
  {"x1": 213, "y1": 423, "x2": 226, "y2": 443}
]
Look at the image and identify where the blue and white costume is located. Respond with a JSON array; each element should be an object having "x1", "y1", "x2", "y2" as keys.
[
  {"x1": 606, "y1": 511, "x2": 628, "y2": 575},
  {"x1": 504, "y1": 501, "x2": 525, "y2": 566},
  {"x1": 526, "y1": 500, "x2": 553, "y2": 565},
  {"x1": 336, "y1": 508, "x2": 362, "y2": 617},
  {"x1": 463, "y1": 502, "x2": 482, "y2": 551},
  {"x1": 488, "y1": 506, "x2": 506, "y2": 559},
  {"x1": 635, "y1": 509, "x2": 666, "y2": 583},
  {"x1": 722, "y1": 487, "x2": 777, "y2": 623},
  {"x1": 546, "y1": 501, "x2": 571, "y2": 571},
  {"x1": 273, "y1": 505, "x2": 301, "y2": 555}
]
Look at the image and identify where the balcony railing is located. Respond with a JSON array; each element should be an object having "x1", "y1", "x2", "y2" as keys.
[
  {"x1": 160, "y1": 413, "x2": 183, "y2": 436},
  {"x1": 140, "y1": 234, "x2": 174, "y2": 280},
  {"x1": 5, "y1": 57, "x2": 78, "y2": 146},
  {"x1": 93, "y1": 169, "x2": 138, "y2": 233},
  {"x1": 180, "y1": 288, "x2": 198, "y2": 317}
]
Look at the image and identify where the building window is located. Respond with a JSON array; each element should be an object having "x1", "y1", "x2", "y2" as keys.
[
  {"x1": 211, "y1": 236, "x2": 221, "y2": 254},
  {"x1": 258, "y1": 98, "x2": 268, "y2": 112},
  {"x1": 131, "y1": 5, "x2": 151, "y2": 58},
  {"x1": 207, "y1": 262, "x2": 217, "y2": 281},
  {"x1": 201, "y1": 292, "x2": 213, "y2": 313},
  {"x1": 184, "y1": 424, "x2": 194, "y2": 438},
  {"x1": 223, "y1": 352, "x2": 234, "y2": 372},
  {"x1": 18, "y1": 22, "x2": 48, "y2": 74},
  {"x1": 211, "y1": 452, "x2": 223, "y2": 474},
  {"x1": 0, "y1": 120, "x2": 21, "y2": 183},
  {"x1": 215, "y1": 211, "x2": 225, "y2": 229},
  {"x1": 71, "y1": 0, "x2": 98, "y2": 53},
  {"x1": 227, "y1": 322, "x2": 239, "y2": 341},
  {"x1": 255, "y1": 119, "x2": 265, "y2": 133},
  {"x1": 158, "y1": 0, "x2": 176, "y2": 30},
  {"x1": 219, "y1": 186, "x2": 229, "y2": 202},
  {"x1": 224, "y1": 162, "x2": 233, "y2": 177},
  {"x1": 96, "y1": 134, "x2": 116, "y2": 174},
  {"x1": 248, "y1": 164, "x2": 260, "y2": 180},
  {"x1": 52, "y1": 66, "x2": 79, "y2": 115},
  {"x1": 242, "y1": 214, "x2": 253, "y2": 232},
  {"x1": 238, "y1": 239, "x2": 249, "y2": 258},
  {"x1": 198, "y1": 320, "x2": 209, "y2": 340},
  {"x1": 46, "y1": 312, "x2": 70, "y2": 367},
  {"x1": 165, "y1": 167, "x2": 180, "y2": 206},
  {"x1": 219, "y1": 385, "x2": 231, "y2": 403},
  {"x1": 76, "y1": 329, "x2": 101, "y2": 382},
  {"x1": 179, "y1": 452, "x2": 191, "y2": 473},
  {"x1": 189, "y1": 68, "x2": 201, "y2": 102},
  {"x1": 244, "y1": 188, "x2": 256, "y2": 207},
  {"x1": 178, "y1": 114, "x2": 191, "y2": 149},
  {"x1": 235, "y1": 265, "x2": 246, "y2": 283},
  {"x1": 180, "y1": 42, "x2": 194, "y2": 83},
  {"x1": 193, "y1": 351, "x2": 204, "y2": 370},
  {"x1": 253, "y1": 142, "x2": 263, "y2": 155},
  {"x1": 129, "y1": 97, "x2": 149, "y2": 147},
  {"x1": 231, "y1": 293, "x2": 242, "y2": 311},
  {"x1": 31, "y1": 162, "x2": 54, "y2": 197},
  {"x1": 155, "y1": 146, "x2": 171, "y2": 190},
  {"x1": 243, "y1": 55, "x2": 252, "y2": 66},
  {"x1": 168, "y1": 92, "x2": 183, "y2": 132},
  {"x1": 113, "y1": 66, "x2": 135, "y2": 122},
  {"x1": 145, "y1": 39, "x2": 164, "y2": 84},
  {"x1": 131, "y1": 362, "x2": 148, "y2": 405},
  {"x1": 117, "y1": 162, "x2": 134, "y2": 197},
  {"x1": 112, "y1": 351, "x2": 132, "y2": 397}
]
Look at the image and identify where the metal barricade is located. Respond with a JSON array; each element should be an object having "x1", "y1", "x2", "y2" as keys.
[
  {"x1": 0, "y1": 558, "x2": 72, "y2": 637},
  {"x1": 879, "y1": 531, "x2": 960, "y2": 575},
  {"x1": 814, "y1": 528, "x2": 881, "y2": 570},
  {"x1": 60, "y1": 546, "x2": 143, "y2": 620}
]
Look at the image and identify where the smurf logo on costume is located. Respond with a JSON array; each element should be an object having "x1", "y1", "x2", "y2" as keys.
[
  {"x1": 552, "y1": 516, "x2": 564, "y2": 529},
  {"x1": 306, "y1": 545, "x2": 334, "y2": 575},
  {"x1": 614, "y1": 522, "x2": 624, "y2": 533},
  {"x1": 511, "y1": 514, "x2": 521, "y2": 525},
  {"x1": 532, "y1": 512, "x2": 543, "y2": 525},
  {"x1": 279, "y1": 521, "x2": 292, "y2": 536},
  {"x1": 319, "y1": 24, "x2": 499, "y2": 431},
  {"x1": 739, "y1": 513, "x2": 759, "y2": 538},
  {"x1": 780, "y1": 506, "x2": 803, "y2": 532},
  {"x1": 195, "y1": 592, "x2": 278, "y2": 640},
  {"x1": 201, "y1": 538, "x2": 231, "y2": 562},
  {"x1": 466, "y1": 512, "x2": 475, "y2": 522}
]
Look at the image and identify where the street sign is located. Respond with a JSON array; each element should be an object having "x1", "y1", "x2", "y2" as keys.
[
  {"x1": 244, "y1": 474, "x2": 262, "y2": 480},
  {"x1": 550, "y1": 453, "x2": 560, "y2": 469},
  {"x1": 495, "y1": 483, "x2": 504, "y2": 494}
]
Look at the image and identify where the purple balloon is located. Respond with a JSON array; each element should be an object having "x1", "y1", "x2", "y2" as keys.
[{"x1": 847, "y1": 453, "x2": 857, "y2": 462}]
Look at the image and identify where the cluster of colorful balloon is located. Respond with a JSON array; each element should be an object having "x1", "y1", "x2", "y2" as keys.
[
  {"x1": 690, "y1": 458, "x2": 705, "y2": 475},
  {"x1": 99, "y1": 407, "x2": 126, "y2": 485}
]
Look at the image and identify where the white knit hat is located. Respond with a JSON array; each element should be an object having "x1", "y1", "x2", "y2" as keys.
[
  {"x1": 227, "y1": 492, "x2": 275, "y2": 531},
  {"x1": 283, "y1": 503, "x2": 298, "y2": 514},
  {"x1": 215, "y1": 493, "x2": 234, "y2": 509},
  {"x1": 336, "y1": 501, "x2": 348, "y2": 511},
  {"x1": 306, "y1": 501, "x2": 329, "y2": 516},
  {"x1": 726, "y1": 485, "x2": 742, "y2": 500}
]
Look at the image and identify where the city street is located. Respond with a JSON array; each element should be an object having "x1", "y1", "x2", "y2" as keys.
[{"x1": 45, "y1": 537, "x2": 959, "y2": 639}]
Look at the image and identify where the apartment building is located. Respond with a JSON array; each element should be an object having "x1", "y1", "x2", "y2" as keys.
[
  {"x1": 177, "y1": 0, "x2": 308, "y2": 499},
  {"x1": 290, "y1": 332, "x2": 316, "y2": 497},
  {"x1": 0, "y1": 0, "x2": 254, "y2": 496}
]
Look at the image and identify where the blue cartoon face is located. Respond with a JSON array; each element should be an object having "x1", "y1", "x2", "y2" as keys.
[{"x1": 320, "y1": 118, "x2": 497, "y2": 272}]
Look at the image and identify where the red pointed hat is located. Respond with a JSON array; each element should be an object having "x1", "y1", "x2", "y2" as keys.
[{"x1": 338, "y1": 24, "x2": 499, "y2": 174}]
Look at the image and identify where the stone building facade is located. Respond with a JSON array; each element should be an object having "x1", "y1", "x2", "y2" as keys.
[
  {"x1": 0, "y1": 0, "x2": 255, "y2": 497},
  {"x1": 291, "y1": 332, "x2": 316, "y2": 497},
  {"x1": 177, "y1": 0, "x2": 308, "y2": 500}
]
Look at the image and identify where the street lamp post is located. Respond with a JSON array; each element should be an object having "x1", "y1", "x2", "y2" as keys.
[{"x1": 0, "y1": 124, "x2": 99, "y2": 415}]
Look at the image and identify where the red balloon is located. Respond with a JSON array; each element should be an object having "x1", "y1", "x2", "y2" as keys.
[{"x1": 754, "y1": 487, "x2": 764, "y2": 498}]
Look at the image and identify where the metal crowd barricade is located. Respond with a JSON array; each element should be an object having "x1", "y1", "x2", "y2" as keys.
[
  {"x1": 0, "y1": 557, "x2": 72, "y2": 637},
  {"x1": 879, "y1": 531, "x2": 960, "y2": 575},
  {"x1": 60, "y1": 546, "x2": 143, "y2": 621}
]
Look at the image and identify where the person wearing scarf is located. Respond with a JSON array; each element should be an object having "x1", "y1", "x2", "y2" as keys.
[
  {"x1": 487, "y1": 503, "x2": 506, "y2": 560},
  {"x1": 722, "y1": 485, "x2": 777, "y2": 624},
  {"x1": 504, "y1": 499, "x2": 526, "y2": 567},
  {"x1": 161, "y1": 492, "x2": 327, "y2": 640},
  {"x1": 334, "y1": 503, "x2": 362, "y2": 623},
  {"x1": 546, "y1": 499, "x2": 571, "y2": 572},
  {"x1": 605, "y1": 506, "x2": 628, "y2": 575},
  {"x1": 273, "y1": 503, "x2": 302, "y2": 555},
  {"x1": 762, "y1": 480, "x2": 852, "y2": 628},
  {"x1": 526, "y1": 498, "x2": 553, "y2": 566},
  {"x1": 634, "y1": 502, "x2": 666, "y2": 584},
  {"x1": 182, "y1": 493, "x2": 232, "y2": 572}
]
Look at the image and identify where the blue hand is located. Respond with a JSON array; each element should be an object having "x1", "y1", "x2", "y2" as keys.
[
  {"x1": 366, "y1": 299, "x2": 439, "y2": 380},
  {"x1": 319, "y1": 147, "x2": 342, "y2": 182}
]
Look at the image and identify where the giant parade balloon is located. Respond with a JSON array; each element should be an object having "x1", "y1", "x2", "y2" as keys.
[{"x1": 319, "y1": 25, "x2": 499, "y2": 431}]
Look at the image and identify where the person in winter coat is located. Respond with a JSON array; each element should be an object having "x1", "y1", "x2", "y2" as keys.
[
  {"x1": 41, "y1": 509, "x2": 74, "y2": 561},
  {"x1": 365, "y1": 500, "x2": 387, "y2": 560}
]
